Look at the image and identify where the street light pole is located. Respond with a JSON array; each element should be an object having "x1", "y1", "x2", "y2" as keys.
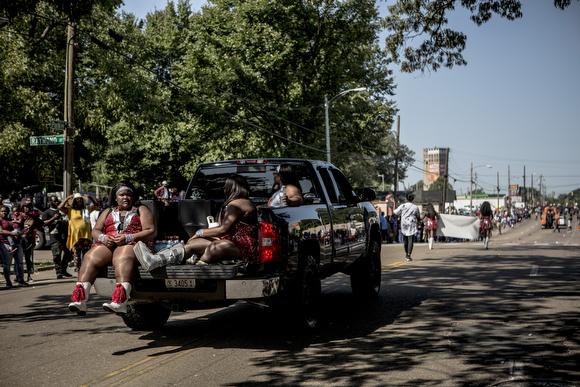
[
  {"x1": 470, "y1": 164, "x2": 492, "y2": 216},
  {"x1": 324, "y1": 87, "x2": 366, "y2": 163}
]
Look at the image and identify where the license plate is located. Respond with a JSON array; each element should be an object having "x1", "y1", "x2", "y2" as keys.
[{"x1": 165, "y1": 279, "x2": 196, "y2": 289}]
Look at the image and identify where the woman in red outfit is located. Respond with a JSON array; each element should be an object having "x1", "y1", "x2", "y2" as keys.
[
  {"x1": 135, "y1": 174, "x2": 258, "y2": 270},
  {"x1": 479, "y1": 201, "x2": 493, "y2": 249},
  {"x1": 68, "y1": 182, "x2": 156, "y2": 315},
  {"x1": 421, "y1": 203, "x2": 439, "y2": 250}
]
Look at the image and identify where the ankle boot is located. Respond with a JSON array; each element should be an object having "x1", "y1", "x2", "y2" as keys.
[
  {"x1": 134, "y1": 242, "x2": 185, "y2": 271},
  {"x1": 69, "y1": 282, "x2": 91, "y2": 316},
  {"x1": 102, "y1": 282, "x2": 131, "y2": 314}
]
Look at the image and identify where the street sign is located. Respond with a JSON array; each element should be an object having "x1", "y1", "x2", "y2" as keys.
[
  {"x1": 38, "y1": 170, "x2": 55, "y2": 182},
  {"x1": 30, "y1": 135, "x2": 65, "y2": 146},
  {"x1": 51, "y1": 120, "x2": 67, "y2": 130}
]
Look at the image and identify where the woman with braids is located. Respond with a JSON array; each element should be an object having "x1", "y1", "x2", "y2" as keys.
[
  {"x1": 421, "y1": 203, "x2": 440, "y2": 250},
  {"x1": 135, "y1": 174, "x2": 258, "y2": 270},
  {"x1": 479, "y1": 201, "x2": 493, "y2": 249},
  {"x1": 68, "y1": 182, "x2": 156, "y2": 316}
]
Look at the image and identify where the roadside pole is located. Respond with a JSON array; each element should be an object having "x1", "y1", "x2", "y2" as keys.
[
  {"x1": 442, "y1": 148, "x2": 449, "y2": 213},
  {"x1": 394, "y1": 115, "x2": 400, "y2": 205},
  {"x1": 63, "y1": 22, "x2": 76, "y2": 197}
]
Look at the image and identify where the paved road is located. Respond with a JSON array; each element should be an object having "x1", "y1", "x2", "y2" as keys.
[{"x1": 1, "y1": 218, "x2": 579, "y2": 386}]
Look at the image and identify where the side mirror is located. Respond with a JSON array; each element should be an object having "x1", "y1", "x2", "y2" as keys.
[{"x1": 357, "y1": 188, "x2": 376, "y2": 202}]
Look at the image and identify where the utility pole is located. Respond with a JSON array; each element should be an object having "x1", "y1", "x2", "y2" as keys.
[
  {"x1": 470, "y1": 163, "x2": 473, "y2": 216},
  {"x1": 508, "y1": 165, "x2": 511, "y2": 209},
  {"x1": 531, "y1": 173, "x2": 534, "y2": 205},
  {"x1": 523, "y1": 166, "x2": 526, "y2": 207},
  {"x1": 497, "y1": 172, "x2": 500, "y2": 210},
  {"x1": 442, "y1": 148, "x2": 449, "y2": 213},
  {"x1": 393, "y1": 115, "x2": 400, "y2": 205},
  {"x1": 63, "y1": 23, "x2": 76, "y2": 197},
  {"x1": 538, "y1": 175, "x2": 543, "y2": 206}
]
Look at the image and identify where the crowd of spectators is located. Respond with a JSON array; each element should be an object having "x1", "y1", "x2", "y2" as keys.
[{"x1": 376, "y1": 203, "x2": 578, "y2": 248}]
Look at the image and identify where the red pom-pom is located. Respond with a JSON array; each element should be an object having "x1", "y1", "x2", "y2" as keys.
[
  {"x1": 71, "y1": 283, "x2": 85, "y2": 302},
  {"x1": 111, "y1": 283, "x2": 127, "y2": 304}
]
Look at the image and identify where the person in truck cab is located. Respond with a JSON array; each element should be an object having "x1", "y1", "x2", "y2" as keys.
[
  {"x1": 134, "y1": 174, "x2": 258, "y2": 270},
  {"x1": 68, "y1": 181, "x2": 157, "y2": 316},
  {"x1": 267, "y1": 164, "x2": 303, "y2": 207}
]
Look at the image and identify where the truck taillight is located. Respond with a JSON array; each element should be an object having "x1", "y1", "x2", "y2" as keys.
[{"x1": 258, "y1": 221, "x2": 282, "y2": 263}]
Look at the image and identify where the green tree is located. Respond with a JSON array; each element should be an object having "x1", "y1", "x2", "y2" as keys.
[
  {"x1": 178, "y1": 0, "x2": 399, "y2": 173},
  {"x1": 428, "y1": 176, "x2": 452, "y2": 191},
  {"x1": 383, "y1": 0, "x2": 578, "y2": 73},
  {"x1": 1, "y1": 0, "x2": 416, "y2": 193}
]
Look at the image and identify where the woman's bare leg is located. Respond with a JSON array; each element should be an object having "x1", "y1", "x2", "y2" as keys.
[
  {"x1": 78, "y1": 246, "x2": 112, "y2": 284},
  {"x1": 111, "y1": 245, "x2": 138, "y2": 283},
  {"x1": 184, "y1": 238, "x2": 212, "y2": 259},
  {"x1": 200, "y1": 240, "x2": 241, "y2": 263}
]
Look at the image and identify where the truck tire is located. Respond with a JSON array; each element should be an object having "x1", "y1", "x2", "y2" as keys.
[
  {"x1": 34, "y1": 230, "x2": 45, "y2": 250},
  {"x1": 350, "y1": 239, "x2": 381, "y2": 298},
  {"x1": 277, "y1": 255, "x2": 321, "y2": 332},
  {"x1": 120, "y1": 303, "x2": 171, "y2": 330}
]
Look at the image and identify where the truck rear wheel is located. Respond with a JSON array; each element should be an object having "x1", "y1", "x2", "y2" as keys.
[
  {"x1": 296, "y1": 255, "x2": 321, "y2": 331},
  {"x1": 274, "y1": 255, "x2": 321, "y2": 332},
  {"x1": 350, "y1": 239, "x2": 381, "y2": 298},
  {"x1": 120, "y1": 303, "x2": 171, "y2": 330}
]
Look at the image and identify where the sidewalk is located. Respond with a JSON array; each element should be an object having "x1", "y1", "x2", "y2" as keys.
[{"x1": 0, "y1": 248, "x2": 76, "y2": 285}]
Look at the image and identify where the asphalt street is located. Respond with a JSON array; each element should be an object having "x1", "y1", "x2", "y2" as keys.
[{"x1": 0, "y1": 217, "x2": 579, "y2": 387}]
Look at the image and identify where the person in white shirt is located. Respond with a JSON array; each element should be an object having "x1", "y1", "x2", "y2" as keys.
[{"x1": 394, "y1": 193, "x2": 421, "y2": 262}]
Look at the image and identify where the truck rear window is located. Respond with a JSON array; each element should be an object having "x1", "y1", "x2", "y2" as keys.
[{"x1": 186, "y1": 163, "x2": 318, "y2": 204}]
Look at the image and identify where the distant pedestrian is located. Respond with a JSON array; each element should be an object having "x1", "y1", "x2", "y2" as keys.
[
  {"x1": 379, "y1": 211, "x2": 388, "y2": 243},
  {"x1": 0, "y1": 205, "x2": 26, "y2": 287},
  {"x1": 41, "y1": 196, "x2": 70, "y2": 279},
  {"x1": 155, "y1": 181, "x2": 169, "y2": 201},
  {"x1": 421, "y1": 203, "x2": 439, "y2": 250},
  {"x1": 58, "y1": 193, "x2": 98, "y2": 276},
  {"x1": 394, "y1": 193, "x2": 421, "y2": 262},
  {"x1": 21, "y1": 203, "x2": 44, "y2": 282},
  {"x1": 568, "y1": 212, "x2": 573, "y2": 233},
  {"x1": 479, "y1": 201, "x2": 493, "y2": 249}
]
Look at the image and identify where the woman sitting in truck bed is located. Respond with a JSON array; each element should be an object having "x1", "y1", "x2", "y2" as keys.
[
  {"x1": 134, "y1": 174, "x2": 258, "y2": 270},
  {"x1": 68, "y1": 181, "x2": 157, "y2": 316}
]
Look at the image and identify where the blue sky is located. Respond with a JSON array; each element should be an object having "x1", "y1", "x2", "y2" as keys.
[{"x1": 119, "y1": 0, "x2": 580, "y2": 200}]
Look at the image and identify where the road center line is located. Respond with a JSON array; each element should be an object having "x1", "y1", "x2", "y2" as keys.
[{"x1": 530, "y1": 265, "x2": 539, "y2": 276}]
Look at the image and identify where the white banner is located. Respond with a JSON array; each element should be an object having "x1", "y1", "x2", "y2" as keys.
[{"x1": 436, "y1": 214, "x2": 480, "y2": 240}]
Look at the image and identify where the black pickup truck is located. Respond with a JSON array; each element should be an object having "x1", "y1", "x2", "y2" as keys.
[{"x1": 93, "y1": 159, "x2": 382, "y2": 330}]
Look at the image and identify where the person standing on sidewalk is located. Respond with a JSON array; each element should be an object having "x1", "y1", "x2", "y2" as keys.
[
  {"x1": 393, "y1": 193, "x2": 421, "y2": 262},
  {"x1": 41, "y1": 196, "x2": 71, "y2": 279},
  {"x1": 0, "y1": 205, "x2": 27, "y2": 287},
  {"x1": 21, "y1": 203, "x2": 44, "y2": 282}
]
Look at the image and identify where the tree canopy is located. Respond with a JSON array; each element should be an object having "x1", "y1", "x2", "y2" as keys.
[
  {"x1": 1, "y1": 0, "x2": 415, "y2": 195},
  {"x1": 384, "y1": 0, "x2": 578, "y2": 73}
]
